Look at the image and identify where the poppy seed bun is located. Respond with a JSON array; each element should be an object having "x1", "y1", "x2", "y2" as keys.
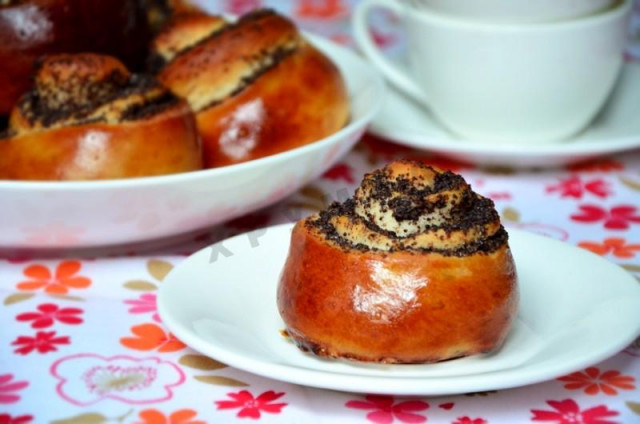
[
  {"x1": 277, "y1": 160, "x2": 519, "y2": 363},
  {"x1": 152, "y1": 9, "x2": 349, "y2": 168}
]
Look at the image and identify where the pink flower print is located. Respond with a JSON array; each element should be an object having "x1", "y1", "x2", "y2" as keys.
[
  {"x1": 546, "y1": 176, "x2": 610, "y2": 199},
  {"x1": 215, "y1": 390, "x2": 287, "y2": 419},
  {"x1": 571, "y1": 204, "x2": 640, "y2": 230},
  {"x1": 51, "y1": 354, "x2": 185, "y2": 406},
  {"x1": 16, "y1": 303, "x2": 83, "y2": 328},
  {"x1": 453, "y1": 418, "x2": 487, "y2": 424},
  {"x1": 370, "y1": 28, "x2": 396, "y2": 49},
  {"x1": 0, "y1": 415, "x2": 33, "y2": 424},
  {"x1": 531, "y1": 399, "x2": 619, "y2": 424},
  {"x1": 323, "y1": 163, "x2": 355, "y2": 183},
  {"x1": 124, "y1": 294, "x2": 160, "y2": 323},
  {"x1": 0, "y1": 374, "x2": 29, "y2": 403},
  {"x1": 12, "y1": 331, "x2": 70, "y2": 355},
  {"x1": 486, "y1": 192, "x2": 512, "y2": 201},
  {"x1": 346, "y1": 395, "x2": 429, "y2": 423},
  {"x1": 227, "y1": 0, "x2": 262, "y2": 15}
]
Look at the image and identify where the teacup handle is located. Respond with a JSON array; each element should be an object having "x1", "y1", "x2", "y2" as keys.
[{"x1": 352, "y1": 0, "x2": 428, "y2": 106}]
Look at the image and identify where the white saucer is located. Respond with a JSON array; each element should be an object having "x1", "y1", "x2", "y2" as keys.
[
  {"x1": 158, "y1": 223, "x2": 640, "y2": 395},
  {"x1": 370, "y1": 63, "x2": 640, "y2": 168}
]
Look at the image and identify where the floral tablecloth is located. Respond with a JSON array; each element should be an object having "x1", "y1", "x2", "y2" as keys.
[{"x1": 2, "y1": 1, "x2": 640, "y2": 423}]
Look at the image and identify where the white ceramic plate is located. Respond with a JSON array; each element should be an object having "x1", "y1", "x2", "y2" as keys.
[
  {"x1": 158, "y1": 223, "x2": 640, "y2": 395},
  {"x1": 370, "y1": 62, "x2": 640, "y2": 168},
  {"x1": 0, "y1": 35, "x2": 385, "y2": 249}
]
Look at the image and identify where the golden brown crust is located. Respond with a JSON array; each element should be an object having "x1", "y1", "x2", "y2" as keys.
[
  {"x1": 277, "y1": 161, "x2": 519, "y2": 363},
  {"x1": 145, "y1": 0, "x2": 206, "y2": 33},
  {"x1": 156, "y1": 10, "x2": 302, "y2": 111},
  {"x1": 0, "y1": 53, "x2": 202, "y2": 180},
  {"x1": 151, "y1": 13, "x2": 227, "y2": 66},
  {"x1": 153, "y1": 9, "x2": 349, "y2": 168}
]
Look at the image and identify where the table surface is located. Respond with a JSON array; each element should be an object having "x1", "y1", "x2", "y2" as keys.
[{"x1": 2, "y1": 1, "x2": 640, "y2": 423}]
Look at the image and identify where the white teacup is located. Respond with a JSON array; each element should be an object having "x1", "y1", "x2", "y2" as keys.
[
  {"x1": 405, "y1": 0, "x2": 614, "y2": 23},
  {"x1": 353, "y1": 0, "x2": 631, "y2": 144}
]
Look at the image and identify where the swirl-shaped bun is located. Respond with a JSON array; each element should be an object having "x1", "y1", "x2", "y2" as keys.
[
  {"x1": 278, "y1": 160, "x2": 518, "y2": 363},
  {"x1": 151, "y1": 9, "x2": 349, "y2": 168},
  {"x1": 0, "y1": 53, "x2": 202, "y2": 180}
]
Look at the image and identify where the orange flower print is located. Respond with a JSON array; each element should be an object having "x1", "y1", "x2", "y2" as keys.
[
  {"x1": 134, "y1": 409, "x2": 205, "y2": 424},
  {"x1": 16, "y1": 261, "x2": 91, "y2": 295},
  {"x1": 568, "y1": 159, "x2": 624, "y2": 172},
  {"x1": 557, "y1": 367, "x2": 635, "y2": 395},
  {"x1": 121, "y1": 323, "x2": 186, "y2": 352},
  {"x1": 578, "y1": 238, "x2": 640, "y2": 259}
]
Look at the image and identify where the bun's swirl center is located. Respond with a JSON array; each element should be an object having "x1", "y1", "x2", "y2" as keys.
[
  {"x1": 6, "y1": 54, "x2": 180, "y2": 137},
  {"x1": 309, "y1": 161, "x2": 506, "y2": 255}
]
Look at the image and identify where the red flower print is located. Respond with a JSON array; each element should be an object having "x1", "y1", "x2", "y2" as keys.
[
  {"x1": 135, "y1": 408, "x2": 205, "y2": 424},
  {"x1": 323, "y1": 163, "x2": 355, "y2": 183},
  {"x1": 453, "y1": 418, "x2": 487, "y2": 424},
  {"x1": 0, "y1": 414, "x2": 33, "y2": 424},
  {"x1": 215, "y1": 390, "x2": 287, "y2": 419},
  {"x1": 120, "y1": 323, "x2": 186, "y2": 353},
  {"x1": 16, "y1": 303, "x2": 83, "y2": 328},
  {"x1": 570, "y1": 204, "x2": 640, "y2": 230},
  {"x1": 546, "y1": 176, "x2": 610, "y2": 199},
  {"x1": 16, "y1": 260, "x2": 91, "y2": 295},
  {"x1": 568, "y1": 159, "x2": 624, "y2": 172},
  {"x1": 295, "y1": 0, "x2": 348, "y2": 19},
  {"x1": 346, "y1": 394, "x2": 429, "y2": 423},
  {"x1": 531, "y1": 399, "x2": 618, "y2": 424},
  {"x1": 0, "y1": 374, "x2": 29, "y2": 403},
  {"x1": 557, "y1": 367, "x2": 635, "y2": 395},
  {"x1": 124, "y1": 293, "x2": 160, "y2": 323},
  {"x1": 578, "y1": 237, "x2": 640, "y2": 258},
  {"x1": 11, "y1": 331, "x2": 70, "y2": 355}
]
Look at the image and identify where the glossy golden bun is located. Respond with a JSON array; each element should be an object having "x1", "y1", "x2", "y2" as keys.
[
  {"x1": 152, "y1": 9, "x2": 349, "y2": 168},
  {"x1": 278, "y1": 160, "x2": 519, "y2": 363},
  {"x1": 0, "y1": 54, "x2": 202, "y2": 180}
]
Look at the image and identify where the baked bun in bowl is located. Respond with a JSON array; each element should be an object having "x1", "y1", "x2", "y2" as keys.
[
  {"x1": 0, "y1": 53, "x2": 202, "y2": 180},
  {"x1": 0, "y1": 33, "x2": 383, "y2": 249},
  {"x1": 151, "y1": 9, "x2": 350, "y2": 168},
  {"x1": 278, "y1": 160, "x2": 519, "y2": 363}
]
